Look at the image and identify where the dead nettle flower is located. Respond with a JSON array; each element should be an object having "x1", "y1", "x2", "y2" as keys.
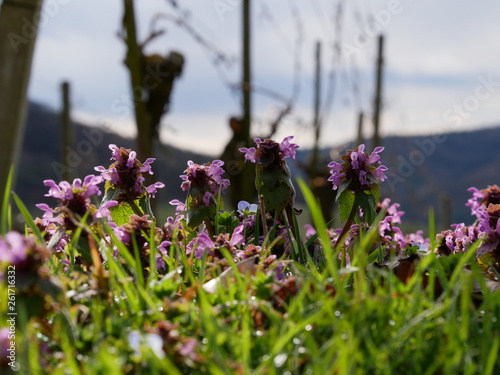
[
  {"x1": 328, "y1": 144, "x2": 388, "y2": 192},
  {"x1": 467, "y1": 185, "x2": 500, "y2": 217},
  {"x1": 240, "y1": 136, "x2": 299, "y2": 167},
  {"x1": 436, "y1": 223, "x2": 477, "y2": 256},
  {"x1": 0, "y1": 231, "x2": 50, "y2": 276},
  {"x1": 180, "y1": 160, "x2": 229, "y2": 203},
  {"x1": 95, "y1": 144, "x2": 164, "y2": 202},
  {"x1": 186, "y1": 225, "x2": 244, "y2": 260},
  {"x1": 377, "y1": 198, "x2": 407, "y2": 248},
  {"x1": 172, "y1": 160, "x2": 229, "y2": 229},
  {"x1": 474, "y1": 204, "x2": 500, "y2": 261},
  {"x1": 240, "y1": 136, "x2": 298, "y2": 213},
  {"x1": 36, "y1": 175, "x2": 116, "y2": 231}
]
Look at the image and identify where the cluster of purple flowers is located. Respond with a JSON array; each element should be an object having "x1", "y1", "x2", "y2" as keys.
[
  {"x1": 95, "y1": 144, "x2": 164, "y2": 201},
  {"x1": 378, "y1": 198, "x2": 407, "y2": 249},
  {"x1": 240, "y1": 136, "x2": 299, "y2": 167},
  {"x1": 437, "y1": 223, "x2": 478, "y2": 256},
  {"x1": 0, "y1": 231, "x2": 49, "y2": 276},
  {"x1": 36, "y1": 175, "x2": 116, "y2": 230},
  {"x1": 436, "y1": 185, "x2": 500, "y2": 258},
  {"x1": 328, "y1": 144, "x2": 388, "y2": 191},
  {"x1": 171, "y1": 160, "x2": 230, "y2": 213}
]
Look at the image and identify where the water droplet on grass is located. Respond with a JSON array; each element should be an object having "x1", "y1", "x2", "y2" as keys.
[{"x1": 274, "y1": 353, "x2": 288, "y2": 367}]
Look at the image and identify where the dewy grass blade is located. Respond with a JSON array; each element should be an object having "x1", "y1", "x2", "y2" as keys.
[
  {"x1": 1, "y1": 165, "x2": 14, "y2": 235},
  {"x1": 297, "y1": 178, "x2": 342, "y2": 287},
  {"x1": 12, "y1": 192, "x2": 44, "y2": 244},
  {"x1": 484, "y1": 335, "x2": 500, "y2": 375}
]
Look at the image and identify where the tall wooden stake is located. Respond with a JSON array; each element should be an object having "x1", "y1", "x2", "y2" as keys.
[
  {"x1": 356, "y1": 111, "x2": 364, "y2": 147},
  {"x1": 0, "y1": 0, "x2": 43, "y2": 201},
  {"x1": 237, "y1": 0, "x2": 256, "y2": 204},
  {"x1": 123, "y1": 0, "x2": 152, "y2": 162},
  {"x1": 372, "y1": 34, "x2": 384, "y2": 149},
  {"x1": 311, "y1": 41, "x2": 322, "y2": 177},
  {"x1": 60, "y1": 81, "x2": 74, "y2": 181},
  {"x1": 242, "y1": 0, "x2": 251, "y2": 141}
]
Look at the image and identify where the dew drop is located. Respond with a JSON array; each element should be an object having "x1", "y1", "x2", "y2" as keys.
[{"x1": 274, "y1": 353, "x2": 288, "y2": 367}]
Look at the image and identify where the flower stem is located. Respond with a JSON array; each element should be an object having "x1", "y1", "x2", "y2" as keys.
[
  {"x1": 127, "y1": 199, "x2": 144, "y2": 217},
  {"x1": 205, "y1": 218, "x2": 216, "y2": 238},
  {"x1": 334, "y1": 200, "x2": 359, "y2": 267}
]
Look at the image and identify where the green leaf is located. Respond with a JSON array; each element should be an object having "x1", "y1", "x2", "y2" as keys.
[
  {"x1": 338, "y1": 190, "x2": 355, "y2": 222},
  {"x1": 101, "y1": 184, "x2": 121, "y2": 205},
  {"x1": 138, "y1": 195, "x2": 155, "y2": 219},
  {"x1": 256, "y1": 165, "x2": 295, "y2": 212},
  {"x1": 109, "y1": 202, "x2": 137, "y2": 226},
  {"x1": 370, "y1": 183, "x2": 381, "y2": 202},
  {"x1": 186, "y1": 194, "x2": 214, "y2": 228},
  {"x1": 217, "y1": 211, "x2": 240, "y2": 234},
  {"x1": 358, "y1": 192, "x2": 377, "y2": 225},
  {"x1": 335, "y1": 179, "x2": 351, "y2": 202}
]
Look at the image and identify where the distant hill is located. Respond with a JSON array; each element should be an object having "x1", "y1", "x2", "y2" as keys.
[
  {"x1": 16, "y1": 101, "x2": 500, "y2": 231},
  {"x1": 16, "y1": 102, "x2": 212, "y2": 220}
]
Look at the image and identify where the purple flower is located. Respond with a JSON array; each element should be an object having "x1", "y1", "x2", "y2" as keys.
[
  {"x1": 436, "y1": 223, "x2": 477, "y2": 255},
  {"x1": 0, "y1": 327, "x2": 10, "y2": 361},
  {"x1": 36, "y1": 175, "x2": 116, "y2": 230},
  {"x1": 187, "y1": 232, "x2": 215, "y2": 260},
  {"x1": 162, "y1": 215, "x2": 185, "y2": 240},
  {"x1": 466, "y1": 187, "x2": 485, "y2": 217},
  {"x1": 0, "y1": 231, "x2": 29, "y2": 264},
  {"x1": 304, "y1": 224, "x2": 317, "y2": 239},
  {"x1": 229, "y1": 224, "x2": 245, "y2": 248},
  {"x1": 467, "y1": 185, "x2": 500, "y2": 219},
  {"x1": 177, "y1": 160, "x2": 230, "y2": 226},
  {"x1": 240, "y1": 136, "x2": 299, "y2": 167},
  {"x1": 169, "y1": 199, "x2": 186, "y2": 213},
  {"x1": 180, "y1": 160, "x2": 229, "y2": 197},
  {"x1": 179, "y1": 338, "x2": 198, "y2": 359},
  {"x1": 156, "y1": 241, "x2": 171, "y2": 271},
  {"x1": 0, "y1": 232, "x2": 49, "y2": 275},
  {"x1": 328, "y1": 144, "x2": 388, "y2": 191},
  {"x1": 95, "y1": 144, "x2": 164, "y2": 202}
]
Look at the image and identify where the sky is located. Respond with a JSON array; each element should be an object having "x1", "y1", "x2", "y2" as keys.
[{"x1": 17, "y1": 0, "x2": 500, "y2": 156}]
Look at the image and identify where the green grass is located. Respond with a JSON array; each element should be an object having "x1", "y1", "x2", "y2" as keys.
[{"x1": 1, "y1": 189, "x2": 500, "y2": 374}]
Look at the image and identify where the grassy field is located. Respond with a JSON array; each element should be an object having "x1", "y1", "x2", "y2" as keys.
[{"x1": 1, "y1": 143, "x2": 500, "y2": 374}]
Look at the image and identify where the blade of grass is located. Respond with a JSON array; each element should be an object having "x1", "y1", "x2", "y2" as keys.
[
  {"x1": 12, "y1": 192, "x2": 44, "y2": 243},
  {"x1": 297, "y1": 178, "x2": 342, "y2": 288},
  {"x1": 1, "y1": 165, "x2": 14, "y2": 235},
  {"x1": 483, "y1": 335, "x2": 500, "y2": 375}
]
